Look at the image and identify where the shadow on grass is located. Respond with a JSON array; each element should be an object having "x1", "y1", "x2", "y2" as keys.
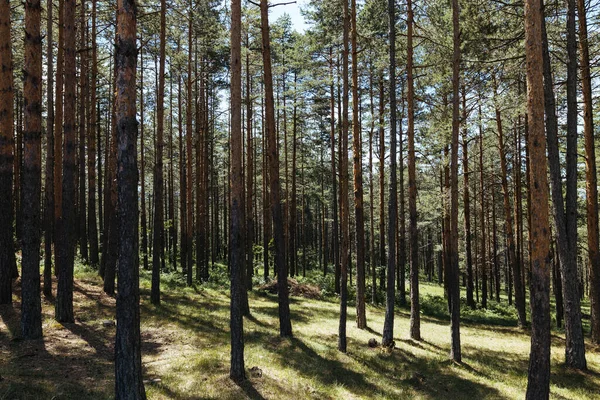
[
  {"x1": 236, "y1": 379, "x2": 267, "y2": 400},
  {"x1": 0, "y1": 304, "x2": 20, "y2": 340},
  {"x1": 551, "y1": 364, "x2": 600, "y2": 394}
]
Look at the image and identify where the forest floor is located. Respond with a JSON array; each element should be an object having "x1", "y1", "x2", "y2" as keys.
[{"x1": 2, "y1": 263, "x2": 600, "y2": 400}]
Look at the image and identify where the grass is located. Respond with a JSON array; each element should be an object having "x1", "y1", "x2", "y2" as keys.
[{"x1": 1, "y1": 262, "x2": 600, "y2": 399}]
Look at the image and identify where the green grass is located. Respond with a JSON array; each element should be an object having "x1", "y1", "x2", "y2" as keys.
[{"x1": 1, "y1": 262, "x2": 600, "y2": 399}]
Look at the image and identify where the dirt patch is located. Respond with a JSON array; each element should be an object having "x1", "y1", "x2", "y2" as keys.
[{"x1": 258, "y1": 278, "x2": 322, "y2": 299}]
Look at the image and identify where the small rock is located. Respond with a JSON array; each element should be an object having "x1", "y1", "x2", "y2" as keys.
[
  {"x1": 249, "y1": 366, "x2": 263, "y2": 378},
  {"x1": 368, "y1": 338, "x2": 379, "y2": 348},
  {"x1": 102, "y1": 320, "x2": 115, "y2": 327},
  {"x1": 151, "y1": 378, "x2": 162, "y2": 384}
]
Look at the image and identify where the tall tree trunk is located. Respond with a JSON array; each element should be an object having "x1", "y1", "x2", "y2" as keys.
[
  {"x1": 478, "y1": 103, "x2": 488, "y2": 307},
  {"x1": 56, "y1": 0, "x2": 77, "y2": 323},
  {"x1": 140, "y1": 40, "x2": 149, "y2": 271},
  {"x1": 578, "y1": 0, "x2": 600, "y2": 344},
  {"x1": 0, "y1": 0, "x2": 16, "y2": 304},
  {"x1": 260, "y1": 0, "x2": 292, "y2": 337},
  {"x1": 382, "y1": 0, "x2": 397, "y2": 348},
  {"x1": 541, "y1": 0, "x2": 586, "y2": 368},
  {"x1": 246, "y1": 45, "x2": 254, "y2": 291},
  {"x1": 229, "y1": 0, "x2": 246, "y2": 380},
  {"x1": 21, "y1": 0, "x2": 43, "y2": 338},
  {"x1": 78, "y1": 0, "x2": 88, "y2": 264},
  {"x1": 407, "y1": 0, "x2": 420, "y2": 341},
  {"x1": 103, "y1": 25, "x2": 119, "y2": 295},
  {"x1": 449, "y1": 0, "x2": 461, "y2": 362},
  {"x1": 494, "y1": 87, "x2": 525, "y2": 327},
  {"x1": 351, "y1": 0, "x2": 366, "y2": 330},
  {"x1": 368, "y1": 63, "x2": 376, "y2": 305},
  {"x1": 329, "y1": 48, "x2": 339, "y2": 291},
  {"x1": 43, "y1": 0, "x2": 54, "y2": 297},
  {"x1": 114, "y1": 0, "x2": 146, "y2": 396},
  {"x1": 54, "y1": 0, "x2": 64, "y2": 253},
  {"x1": 337, "y1": 0, "x2": 351, "y2": 352},
  {"x1": 151, "y1": 0, "x2": 166, "y2": 305},
  {"x1": 563, "y1": 0, "x2": 586, "y2": 369},
  {"x1": 378, "y1": 75, "x2": 386, "y2": 292},
  {"x1": 185, "y1": 5, "x2": 193, "y2": 286},
  {"x1": 88, "y1": 0, "x2": 99, "y2": 268},
  {"x1": 463, "y1": 87, "x2": 474, "y2": 310},
  {"x1": 524, "y1": 1, "x2": 552, "y2": 395}
]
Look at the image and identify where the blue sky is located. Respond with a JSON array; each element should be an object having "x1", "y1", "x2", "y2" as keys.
[{"x1": 269, "y1": 0, "x2": 309, "y2": 32}]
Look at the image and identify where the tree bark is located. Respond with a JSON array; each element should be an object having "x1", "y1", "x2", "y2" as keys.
[
  {"x1": 449, "y1": 0, "x2": 461, "y2": 362},
  {"x1": 463, "y1": 87, "x2": 474, "y2": 310},
  {"x1": 56, "y1": 0, "x2": 77, "y2": 323},
  {"x1": 382, "y1": 0, "x2": 397, "y2": 348},
  {"x1": 260, "y1": 0, "x2": 292, "y2": 337},
  {"x1": 351, "y1": 0, "x2": 366, "y2": 330},
  {"x1": 43, "y1": 0, "x2": 54, "y2": 297},
  {"x1": 576, "y1": 0, "x2": 600, "y2": 345},
  {"x1": 229, "y1": 0, "x2": 246, "y2": 380},
  {"x1": 21, "y1": 0, "x2": 43, "y2": 338},
  {"x1": 0, "y1": 0, "x2": 16, "y2": 304},
  {"x1": 88, "y1": 0, "x2": 99, "y2": 268},
  {"x1": 407, "y1": 0, "x2": 420, "y2": 341},
  {"x1": 494, "y1": 88, "x2": 526, "y2": 327},
  {"x1": 151, "y1": 0, "x2": 166, "y2": 305},
  {"x1": 114, "y1": 0, "x2": 146, "y2": 397},
  {"x1": 524, "y1": 1, "x2": 552, "y2": 396}
]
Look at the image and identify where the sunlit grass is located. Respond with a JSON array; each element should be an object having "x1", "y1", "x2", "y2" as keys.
[{"x1": 1, "y1": 262, "x2": 599, "y2": 399}]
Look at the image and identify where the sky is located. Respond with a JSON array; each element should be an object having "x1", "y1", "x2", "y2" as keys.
[{"x1": 269, "y1": 0, "x2": 309, "y2": 32}]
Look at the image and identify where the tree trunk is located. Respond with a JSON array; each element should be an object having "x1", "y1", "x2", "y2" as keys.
[
  {"x1": 407, "y1": 0, "x2": 420, "y2": 341},
  {"x1": 382, "y1": 0, "x2": 397, "y2": 348},
  {"x1": 449, "y1": 0, "x2": 461, "y2": 362},
  {"x1": 577, "y1": 0, "x2": 600, "y2": 345},
  {"x1": 0, "y1": 0, "x2": 16, "y2": 304},
  {"x1": 494, "y1": 88, "x2": 525, "y2": 327},
  {"x1": 114, "y1": 0, "x2": 146, "y2": 396},
  {"x1": 56, "y1": 0, "x2": 77, "y2": 323},
  {"x1": 54, "y1": 0, "x2": 64, "y2": 253},
  {"x1": 43, "y1": 0, "x2": 54, "y2": 297},
  {"x1": 541, "y1": 0, "x2": 586, "y2": 368},
  {"x1": 246, "y1": 44, "x2": 254, "y2": 291},
  {"x1": 151, "y1": 0, "x2": 166, "y2": 305},
  {"x1": 229, "y1": 0, "x2": 246, "y2": 380},
  {"x1": 463, "y1": 87, "x2": 474, "y2": 310},
  {"x1": 337, "y1": 0, "x2": 350, "y2": 352},
  {"x1": 351, "y1": 0, "x2": 366, "y2": 330},
  {"x1": 78, "y1": 0, "x2": 88, "y2": 264},
  {"x1": 378, "y1": 75, "x2": 386, "y2": 293},
  {"x1": 524, "y1": 1, "x2": 552, "y2": 396},
  {"x1": 88, "y1": 0, "x2": 99, "y2": 268},
  {"x1": 260, "y1": 0, "x2": 292, "y2": 337},
  {"x1": 185, "y1": 6, "x2": 194, "y2": 286},
  {"x1": 21, "y1": 0, "x2": 43, "y2": 338}
]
